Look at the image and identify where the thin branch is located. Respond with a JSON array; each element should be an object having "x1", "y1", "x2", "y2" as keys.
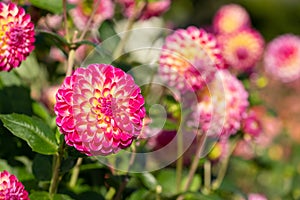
[{"x1": 78, "y1": 0, "x2": 102, "y2": 41}]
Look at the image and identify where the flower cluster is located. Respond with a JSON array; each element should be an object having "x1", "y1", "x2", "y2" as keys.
[
  {"x1": 192, "y1": 70, "x2": 249, "y2": 138},
  {"x1": 0, "y1": 2, "x2": 35, "y2": 71},
  {"x1": 264, "y1": 34, "x2": 300, "y2": 82},
  {"x1": 213, "y1": 4, "x2": 264, "y2": 71},
  {"x1": 0, "y1": 170, "x2": 29, "y2": 200},
  {"x1": 55, "y1": 64, "x2": 145, "y2": 156},
  {"x1": 159, "y1": 26, "x2": 225, "y2": 92}
]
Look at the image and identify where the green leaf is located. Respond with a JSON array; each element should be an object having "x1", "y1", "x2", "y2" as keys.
[
  {"x1": 30, "y1": 192, "x2": 74, "y2": 200},
  {"x1": 29, "y1": 191, "x2": 51, "y2": 200},
  {"x1": 137, "y1": 172, "x2": 158, "y2": 191},
  {"x1": 0, "y1": 114, "x2": 58, "y2": 155},
  {"x1": 29, "y1": 0, "x2": 63, "y2": 14},
  {"x1": 36, "y1": 30, "x2": 69, "y2": 55},
  {"x1": 32, "y1": 102, "x2": 52, "y2": 124},
  {"x1": 32, "y1": 154, "x2": 52, "y2": 181}
]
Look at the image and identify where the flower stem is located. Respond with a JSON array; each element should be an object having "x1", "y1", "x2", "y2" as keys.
[
  {"x1": 184, "y1": 132, "x2": 206, "y2": 190},
  {"x1": 78, "y1": 0, "x2": 102, "y2": 41},
  {"x1": 176, "y1": 128, "x2": 183, "y2": 193},
  {"x1": 112, "y1": 1, "x2": 146, "y2": 60},
  {"x1": 69, "y1": 157, "x2": 83, "y2": 188},
  {"x1": 63, "y1": 0, "x2": 69, "y2": 43},
  {"x1": 203, "y1": 160, "x2": 211, "y2": 194},
  {"x1": 49, "y1": 141, "x2": 65, "y2": 196},
  {"x1": 211, "y1": 136, "x2": 240, "y2": 190}
]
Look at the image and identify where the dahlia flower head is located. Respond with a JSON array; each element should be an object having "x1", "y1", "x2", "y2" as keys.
[
  {"x1": 0, "y1": 2, "x2": 35, "y2": 71},
  {"x1": 218, "y1": 29, "x2": 264, "y2": 71},
  {"x1": 69, "y1": 0, "x2": 114, "y2": 31},
  {"x1": 213, "y1": 4, "x2": 250, "y2": 34},
  {"x1": 159, "y1": 26, "x2": 225, "y2": 92},
  {"x1": 117, "y1": 0, "x2": 171, "y2": 20},
  {"x1": 191, "y1": 70, "x2": 249, "y2": 138},
  {"x1": 264, "y1": 34, "x2": 300, "y2": 82},
  {"x1": 0, "y1": 170, "x2": 29, "y2": 200},
  {"x1": 55, "y1": 64, "x2": 146, "y2": 156},
  {"x1": 242, "y1": 110, "x2": 262, "y2": 139}
]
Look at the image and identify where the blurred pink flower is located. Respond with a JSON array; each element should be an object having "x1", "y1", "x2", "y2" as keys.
[
  {"x1": 213, "y1": 4, "x2": 250, "y2": 34},
  {"x1": 41, "y1": 85, "x2": 60, "y2": 112},
  {"x1": 0, "y1": 2, "x2": 35, "y2": 71},
  {"x1": 69, "y1": 0, "x2": 114, "y2": 31},
  {"x1": 242, "y1": 110, "x2": 262, "y2": 139},
  {"x1": 248, "y1": 193, "x2": 268, "y2": 200},
  {"x1": 264, "y1": 34, "x2": 300, "y2": 82},
  {"x1": 218, "y1": 29, "x2": 264, "y2": 71},
  {"x1": 233, "y1": 139, "x2": 255, "y2": 160},
  {"x1": 55, "y1": 64, "x2": 146, "y2": 156},
  {"x1": 159, "y1": 26, "x2": 225, "y2": 92},
  {"x1": 192, "y1": 70, "x2": 249, "y2": 138},
  {"x1": 118, "y1": 0, "x2": 171, "y2": 20},
  {"x1": 0, "y1": 170, "x2": 29, "y2": 200}
]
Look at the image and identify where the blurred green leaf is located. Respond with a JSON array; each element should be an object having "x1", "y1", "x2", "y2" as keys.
[
  {"x1": 137, "y1": 172, "x2": 158, "y2": 191},
  {"x1": 32, "y1": 154, "x2": 52, "y2": 181},
  {"x1": 29, "y1": 0, "x2": 63, "y2": 14},
  {"x1": 0, "y1": 114, "x2": 58, "y2": 155},
  {"x1": 127, "y1": 189, "x2": 150, "y2": 200},
  {"x1": 15, "y1": 53, "x2": 40, "y2": 81},
  {"x1": 0, "y1": 72, "x2": 21, "y2": 87},
  {"x1": 156, "y1": 169, "x2": 176, "y2": 195},
  {"x1": 32, "y1": 102, "x2": 52, "y2": 124},
  {"x1": 30, "y1": 192, "x2": 74, "y2": 200}
]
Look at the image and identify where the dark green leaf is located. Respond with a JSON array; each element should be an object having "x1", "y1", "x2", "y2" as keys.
[
  {"x1": 36, "y1": 30, "x2": 69, "y2": 55},
  {"x1": 29, "y1": 192, "x2": 74, "y2": 200},
  {"x1": 0, "y1": 114, "x2": 58, "y2": 155},
  {"x1": 72, "y1": 40, "x2": 97, "y2": 50},
  {"x1": 32, "y1": 102, "x2": 52, "y2": 123},
  {"x1": 32, "y1": 154, "x2": 52, "y2": 181},
  {"x1": 29, "y1": 0, "x2": 62, "y2": 14}
]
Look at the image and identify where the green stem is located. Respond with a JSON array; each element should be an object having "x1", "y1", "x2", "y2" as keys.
[
  {"x1": 69, "y1": 157, "x2": 83, "y2": 188},
  {"x1": 112, "y1": 1, "x2": 146, "y2": 60},
  {"x1": 211, "y1": 136, "x2": 240, "y2": 190},
  {"x1": 203, "y1": 160, "x2": 211, "y2": 194},
  {"x1": 176, "y1": 128, "x2": 183, "y2": 192},
  {"x1": 183, "y1": 132, "x2": 206, "y2": 191},
  {"x1": 78, "y1": 0, "x2": 102, "y2": 41},
  {"x1": 49, "y1": 142, "x2": 65, "y2": 196},
  {"x1": 62, "y1": 0, "x2": 69, "y2": 43}
]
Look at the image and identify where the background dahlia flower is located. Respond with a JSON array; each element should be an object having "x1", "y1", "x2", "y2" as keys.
[
  {"x1": 213, "y1": 4, "x2": 250, "y2": 34},
  {"x1": 264, "y1": 34, "x2": 300, "y2": 82},
  {"x1": 0, "y1": 2, "x2": 35, "y2": 71},
  {"x1": 218, "y1": 29, "x2": 264, "y2": 71},
  {"x1": 0, "y1": 170, "x2": 29, "y2": 200},
  {"x1": 55, "y1": 64, "x2": 145, "y2": 156},
  {"x1": 191, "y1": 70, "x2": 249, "y2": 138},
  {"x1": 117, "y1": 0, "x2": 171, "y2": 20},
  {"x1": 68, "y1": 0, "x2": 114, "y2": 31},
  {"x1": 159, "y1": 26, "x2": 225, "y2": 92}
]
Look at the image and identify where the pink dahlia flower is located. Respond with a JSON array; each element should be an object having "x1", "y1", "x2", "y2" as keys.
[
  {"x1": 218, "y1": 29, "x2": 264, "y2": 71},
  {"x1": 69, "y1": 0, "x2": 114, "y2": 31},
  {"x1": 0, "y1": 170, "x2": 29, "y2": 200},
  {"x1": 213, "y1": 4, "x2": 250, "y2": 34},
  {"x1": 159, "y1": 26, "x2": 225, "y2": 92},
  {"x1": 0, "y1": 2, "x2": 35, "y2": 71},
  {"x1": 55, "y1": 64, "x2": 146, "y2": 156},
  {"x1": 191, "y1": 70, "x2": 249, "y2": 138},
  {"x1": 264, "y1": 34, "x2": 300, "y2": 82},
  {"x1": 242, "y1": 110, "x2": 262, "y2": 139},
  {"x1": 118, "y1": 0, "x2": 171, "y2": 20}
]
